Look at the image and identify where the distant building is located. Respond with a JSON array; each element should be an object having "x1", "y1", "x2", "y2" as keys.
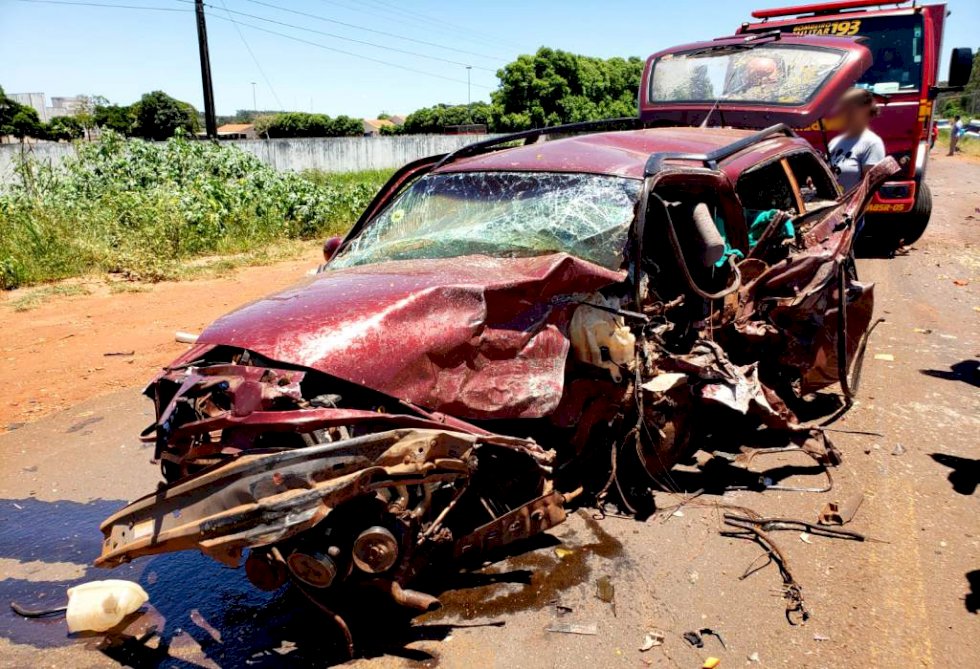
[
  {"x1": 362, "y1": 118, "x2": 396, "y2": 136},
  {"x1": 9, "y1": 92, "x2": 47, "y2": 121},
  {"x1": 48, "y1": 96, "x2": 85, "y2": 119},
  {"x1": 216, "y1": 123, "x2": 258, "y2": 140},
  {"x1": 9, "y1": 93, "x2": 85, "y2": 122}
]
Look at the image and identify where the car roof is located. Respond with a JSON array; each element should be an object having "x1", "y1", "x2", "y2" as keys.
[{"x1": 433, "y1": 126, "x2": 813, "y2": 180}]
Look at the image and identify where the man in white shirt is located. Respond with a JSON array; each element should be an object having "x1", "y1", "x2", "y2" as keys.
[
  {"x1": 948, "y1": 115, "x2": 964, "y2": 156},
  {"x1": 829, "y1": 88, "x2": 887, "y2": 193}
]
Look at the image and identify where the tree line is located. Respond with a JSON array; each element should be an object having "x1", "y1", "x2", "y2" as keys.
[
  {"x1": 0, "y1": 88, "x2": 200, "y2": 143},
  {"x1": 2, "y1": 47, "x2": 645, "y2": 142},
  {"x1": 392, "y1": 48, "x2": 644, "y2": 134}
]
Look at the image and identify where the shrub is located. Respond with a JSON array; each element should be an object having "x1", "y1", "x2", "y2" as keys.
[
  {"x1": 0, "y1": 131, "x2": 389, "y2": 287},
  {"x1": 45, "y1": 116, "x2": 85, "y2": 142},
  {"x1": 260, "y1": 112, "x2": 364, "y2": 138}
]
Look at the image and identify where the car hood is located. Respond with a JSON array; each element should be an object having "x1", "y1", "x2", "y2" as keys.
[{"x1": 191, "y1": 253, "x2": 624, "y2": 419}]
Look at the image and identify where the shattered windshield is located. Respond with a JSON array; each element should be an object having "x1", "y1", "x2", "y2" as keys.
[
  {"x1": 332, "y1": 171, "x2": 641, "y2": 271},
  {"x1": 649, "y1": 45, "x2": 846, "y2": 105}
]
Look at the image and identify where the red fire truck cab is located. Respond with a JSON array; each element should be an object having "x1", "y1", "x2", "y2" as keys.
[{"x1": 736, "y1": 0, "x2": 971, "y2": 245}]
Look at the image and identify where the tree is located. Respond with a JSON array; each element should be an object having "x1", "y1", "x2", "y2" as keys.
[
  {"x1": 11, "y1": 107, "x2": 42, "y2": 142},
  {"x1": 131, "y1": 90, "x2": 199, "y2": 141},
  {"x1": 1, "y1": 85, "x2": 35, "y2": 142},
  {"x1": 94, "y1": 103, "x2": 136, "y2": 134},
  {"x1": 401, "y1": 102, "x2": 495, "y2": 134},
  {"x1": 328, "y1": 115, "x2": 365, "y2": 136},
  {"x1": 73, "y1": 94, "x2": 108, "y2": 140},
  {"x1": 491, "y1": 48, "x2": 644, "y2": 130},
  {"x1": 939, "y1": 48, "x2": 980, "y2": 117},
  {"x1": 257, "y1": 112, "x2": 364, "y2": 138},
  {"x1": 45, "y1": 115, "x2": 84, "y2": 141}
]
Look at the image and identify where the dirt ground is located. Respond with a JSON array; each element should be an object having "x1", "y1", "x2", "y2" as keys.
[
  {"x1": 0, "y1": 253, "x2": 319, "y2": 432},
  {"x1": 0, "y1": 153, "x2": 976, "y2": 668}
]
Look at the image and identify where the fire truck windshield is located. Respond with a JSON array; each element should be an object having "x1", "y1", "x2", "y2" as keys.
[
  {"x1": 856, "y1": 15, "x2": 923, "y2": 92},
  {"x1": 788, "y1": 14, "x2": 924, "y2": 93},
  {"x1": 649, "y1": 44, "x2": 846, "y2": 105}
]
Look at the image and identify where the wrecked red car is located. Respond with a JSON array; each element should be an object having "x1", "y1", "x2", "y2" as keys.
[{"x1": 97, "y1": 35, "x2": 898, "y2": 631}]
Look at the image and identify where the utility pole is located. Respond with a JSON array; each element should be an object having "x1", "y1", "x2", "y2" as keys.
[
  {"x1": 466, "y1": 66, "x2": 472, "y2": 106},
  {"x1": 194, "y1": 0, "x2": 217, "y2": 139},
  {"x1": 251, "y1": 82, "x2": 257, "y2": 114}
]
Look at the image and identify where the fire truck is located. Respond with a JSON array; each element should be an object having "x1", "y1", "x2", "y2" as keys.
[{"x1": 736, "y1": 0, "x2": 973, "y2": 245}]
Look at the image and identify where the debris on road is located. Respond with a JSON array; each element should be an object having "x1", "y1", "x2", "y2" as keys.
[
  {"x1": 702, "y1": 658, "x2": 721, "y2": 669},
  {"x1": 874, "y1": 353, "x2": 895, "y2": 361},
  {"x1": 683, "y1": 630, "x2": 705, "y2": 648},
  {"x1": 102, "y1": 350, "x2": 135, "y2": 357},
  {"x1": 546, "y1": 622, "x2": 599, "y2": 636},
  {"x1": 65, "y1": 580, "x2": 149, "y2": 633},
  {"x1": 639, "y1": 630, "x2": 665, "y2": 651},
  {"x1": 595, "y1": 575, "x2": 615, "y2": 606},
  {"x1": 683, "y1": 628, "x2": 726, "y2": 649},
  {"x1": 721, "y1": 514, "x2": 811, "y2": 624},
  {"x1": 818, "y1": 494, "x2": 865, "y2": 526},
  {"x1": 723, "y1": 513, "x2": 866, "y2": 542},
  {"x1": 892, "y1": 443, "x2": 907, "y2": 456}
]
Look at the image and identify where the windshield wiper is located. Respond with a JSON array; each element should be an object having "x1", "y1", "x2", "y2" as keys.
[{"x1": 688, "y1": 44, "x2": 755, "y2": 58}]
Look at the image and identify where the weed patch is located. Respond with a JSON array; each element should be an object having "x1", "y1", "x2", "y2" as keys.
[
  {"x1": 7, "y1": 283, "x2": 92, "y2": 311},
  {"x1": 0, "y1": 132, "x2": 391, "y2": 289}
]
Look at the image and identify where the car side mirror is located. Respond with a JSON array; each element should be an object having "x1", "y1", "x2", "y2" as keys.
[
  {"x1": 322, "y1": 236, "x2": 343, "y2": 262},
  {"x1": 947, "y1": 48, "x2": 973, "y2": 89}
]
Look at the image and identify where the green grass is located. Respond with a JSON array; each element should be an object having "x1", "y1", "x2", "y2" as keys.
[
  {"x1": 0, "y1": 131, "x2": 393, "y2": 290},
  {"x1": 108, "y1": 282, "x2": 152, "y2": 294},
  {"x1": 7, "y1": 283, "x2": 91, "y2": 311}
]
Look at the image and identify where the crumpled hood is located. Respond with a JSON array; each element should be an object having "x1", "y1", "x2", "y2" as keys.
[{"x1": 195, "y1": 253, "x2": 624, "y2": 419}]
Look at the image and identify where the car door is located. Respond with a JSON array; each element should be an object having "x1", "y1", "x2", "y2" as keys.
[{"x1": 734, "y1": 156, "x2": 900, "y2": 394}]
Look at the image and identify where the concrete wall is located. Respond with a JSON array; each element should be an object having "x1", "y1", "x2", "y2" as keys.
[{"x1": 0, "y1": 135, "x2": 499, "y2": 182}]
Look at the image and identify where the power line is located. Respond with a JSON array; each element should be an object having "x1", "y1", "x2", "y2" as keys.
[
  {"x1": 206, "y1": 12, "x2": 492, "y2": 90},
  {"x1": 355, "y1": 0, "x2": 523, "y2": 50},
  {"x1": 14, "y1": 0, "x2": 188, "y2": 12},
  {"x1": 178, "y1": 1, "x2": 496, "y2": 73},
  {"x1": 311, "y1": 0, "x2": 513, "y2": 52},
  {"x1": 216, "y1": 0, "x2": 283, "y2": 110},
  {"x1": 239, "y1": 0, "x2": 503, "y2": 62}
]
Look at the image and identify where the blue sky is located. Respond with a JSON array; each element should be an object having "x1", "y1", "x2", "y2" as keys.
[{"x1": 2, "y1": 0, "x2": 977, "y2": 117}]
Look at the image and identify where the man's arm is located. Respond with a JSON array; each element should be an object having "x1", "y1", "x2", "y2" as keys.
[{"x1": 862, "y1": 139, "x2": 887, "y2": 174}]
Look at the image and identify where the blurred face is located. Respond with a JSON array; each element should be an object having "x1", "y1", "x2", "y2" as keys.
[
  {"x1": 745, "y1": 57, "x2": 779, "y2": 86},
  {"x1": 840, "y1": 100, "x2": 873, "y2": 135}
]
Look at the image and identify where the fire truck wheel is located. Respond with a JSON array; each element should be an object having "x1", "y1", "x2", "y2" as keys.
[{"x1": 897, "y1": 182, "x2": 932, "y2": 246}]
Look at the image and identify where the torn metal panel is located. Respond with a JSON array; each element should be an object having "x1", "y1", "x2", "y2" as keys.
[
  {"x1": 99, "y1": 428, "x2": 552, "y2": 568},
  {"x1": 734, "y1": 158, "x2": 900, "y2": 393},
  {"x1": 194, "y1": 254, "x2": 623, "y2": 420}
]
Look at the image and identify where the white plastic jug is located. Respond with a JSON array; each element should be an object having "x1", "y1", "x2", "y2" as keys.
[{"x1": 65, "y1": 580, "x2": 149, "y2": 633}]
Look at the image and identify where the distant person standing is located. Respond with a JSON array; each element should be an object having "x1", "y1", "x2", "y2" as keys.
[
  {"x1": 948, "y1": 115, "x2": 964, "y2": 156},
  {"x1": 829, "y1": 88, "x2": 887, "y2": 193}
]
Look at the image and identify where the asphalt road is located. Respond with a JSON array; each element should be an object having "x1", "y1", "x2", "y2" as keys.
[{"x1": 0, "y1": 154, "x2": 976, "y2": 668}]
